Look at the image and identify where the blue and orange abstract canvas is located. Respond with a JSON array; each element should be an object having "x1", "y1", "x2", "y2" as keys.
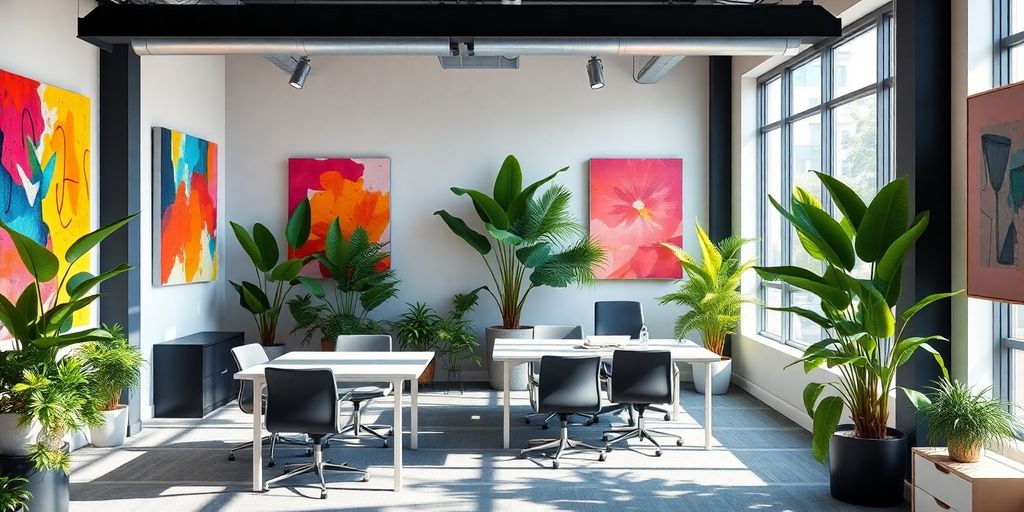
[
  {"x1": 153, "y1": 127, "x2": 218, "y2": 286},
  {"x1": 0, "y1": 68, "x2": 92, "y2": 339}
]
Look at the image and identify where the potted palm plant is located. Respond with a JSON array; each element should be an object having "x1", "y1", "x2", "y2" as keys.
[
  {"x1": 0, "y1": 476, "x2": 30, "y2": 512},
  {"x1": 435, "y1": 155, "x2": 605, "y2": 390},
  {"x1": 754, "y1": 173, "x2": 961, "y2": 507},
  {"x1": 391, "y1": 303, "x2": 442, "y2": 385},
  {"x1": 434, "y1": 289, "x2": 484, "y2": 387},
  {"x1": 78, "y1": 324, "x2": 145, "y2": 448},
  {"x1": 906, "y1": 379, "x2": 1022, "y2": 463},
  {"x1": 288, "y1": 219, "x2": 399, "y2": 350},
  {"x1": 658, "y1": 221, "x2": 755, "y2": 395},
  {"x1": 229, "y1": 198, "x2": 312, "y2": 358}
]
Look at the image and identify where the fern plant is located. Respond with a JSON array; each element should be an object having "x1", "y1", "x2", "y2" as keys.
[
  {"x1": 0, "y1": 476, "x2": 30, "y2": 512},
  {"x1": 658, "y1": 221, "x2": 756, "y2": 356},
  {"x1": 77, "y1": 324, "x2": 145, "y2": 411}
]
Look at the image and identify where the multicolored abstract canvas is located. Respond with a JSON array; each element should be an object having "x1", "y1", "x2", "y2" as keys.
[
  {"x1": 968, "y1": 83, "x2": 1024, "y2": 303},
  {"x1": 288, "y1": 158, "x2": 391, "y2": 277},
  {"x1": 153, "y1": 127, "x2": 218, "y2": 286},
  {"x1": 590, "y1": 158, "x2": 683, "y2": 279},
  {"x1": 0, "y1": 68, "x2": 92, "y2": 337}
]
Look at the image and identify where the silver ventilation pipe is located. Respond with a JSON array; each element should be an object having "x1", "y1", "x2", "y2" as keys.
[{"x1": 131, "y1": 37, "x2": 453, "y2": 56}]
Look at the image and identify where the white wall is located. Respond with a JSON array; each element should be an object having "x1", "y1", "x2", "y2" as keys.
[
  {"x1": 138, "y1": 56, "x2": 227, "y2": 419},
  {"x1": 225, "y1": 55, "x2": 709, "y2": 377}
]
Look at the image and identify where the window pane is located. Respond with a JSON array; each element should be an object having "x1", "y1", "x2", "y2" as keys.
[
  {"x1": 1012, "y1": 304, "x2": 1024, "y2": 339},
  {"x1": 791, "y1": 114, "x2": 823, "y2": 273},
  {"x1": 791, "y1": 57, "x2": 822, "y2": 113},
  {"x1": 834, "y1": 94, "x2": 878, "y2": 203},
  {"x1": 1013, "y1": 0, "x2": 1024, "y2": 34},
  {"x1": 790, "y1": 291, "x2": 823, "y2": 346},
  {"x1": 763, "y1": 286, "x2": 783, "y2": 337},
  {"x1": 833, "y1": 28, "x2": 877, "y2": 97},
  {"x1": 1012, "y1": 349, "x2": 1024, "y2": 422},
  {"x1": 765, "y1": 77, "x2": 782, "y2": 124},
  {"x1": 1013, "y1": 46, "x2": 1024, "y2": 84},
  {"x1": 764, "y1": 129, "x2": 784, "y2": 267}
]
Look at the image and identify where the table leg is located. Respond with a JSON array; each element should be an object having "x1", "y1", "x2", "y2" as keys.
[
  {"x1": 252, "y1": 379, "x2": 264, "y2": 492},
  {"x1": 672, "y1": 363, "x2": 680, "y2": 421},
  {"x1": 411, "y1": 377, "x2": 419, "y2": 451},
  {"x1": 393, "y1": 378, "x2": 403, "y2": 491},
  {"x1": 704, "y1": 364, "x2": 713, "y2": 450},
  {"x1": 502, "y1": 360, "x2": 510, "y2": 450}
]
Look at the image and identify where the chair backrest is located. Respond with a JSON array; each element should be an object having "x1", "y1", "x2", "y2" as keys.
[
  {"x1": 537, "y1": 355, "x2": 602, "y2": 414},
  {"x1": 335, "y1": 334, "x2": 392, "y2": 352},
  {"x1": 609, "y1": 350, "x2": 673, "y2": 405},
  {"x1": 265, "y1": 367, "x2": 340, "y2": 436},
  {"x1": 594, "y1": 301, "x2": 645, "y2": 338},
  {"x1": 532, "y1": 325, "x2": 584, "y2": 340},
  {"x1": 232, "y1": 344, "x2": 270, "y2": 415}
]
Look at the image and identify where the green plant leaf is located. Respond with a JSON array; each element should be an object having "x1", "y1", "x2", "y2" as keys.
[
  {"x1": 0, "y1": 293, "x2": 29, "y2": 341},
  {"x1": 31, "y1": 327, "x2": 113, "y2": 350},
  {"x1": 769, "y1": 195, "x2": 852, "y2": 270},
  {"x1": 876, "y1": 212, "x2": 929, "y2": 283},
  {"x1": 434, "y1": 210, "x2": 492, "y2": 255},
  {"x1": 241, "y1": 281, "x2": 271, "y2": 314},
  {"x1": 790, "y1": 198, "x2": 856, "y2": 270},
  {"x1": 857, "y1": 282, "x2": 895, "y2": 338},
  {"x1": 451, "y1": 187, "x2": 510, "y2": 230},
  {"x1": 765, "y1": 306, "x2": 834, "y2": 330},
  {"x1": 892, "y1": 335, "x2": 948, "y2": 373},
  {"x1": 815, "y1": 171, "x2": 867, "y2": 229},
  {"x1": 493, "y1": 155, "x2": 523, "y2": 210},
  {"x1": 694, "y1": 222, "x2": 722, "y2": 275},
  {"x1": 754, "y1": 265, "x2": 850, "y2": 309},
  {"x1": 324, "y1": 218, "x2": 345, "y2": 266},
  {"x1": 252, "y1": 223, "x2": 279, "y2": 272},
  {"x1": 231, "y1": 222, "x2": 264, "y2": 270},
  {"x1": 64, "y1": 213, "x2": 138, "y2": 266},
  {"x1": 270, "y1": 259, "x2": 303, "y2": 282},
  {"x1": 15, "y1": 282, "x2": 39, "y2": 325},
  {"x1": 516, "y1": 242, "x2": 551, "y2": 268},
  {"x1": 902, "y1": 291, "x2": 963, "y2": 324},
  {"x1": 286, "y1": 198, "x2": 311, "y2": 249},
  {"x1": 0, "y1": 218, "x2": 59, "y2": 282},
  {"x1": 811, "y1": 396, "x2": 844, "y2": 464},
  {"x1": 855, "y1": 178, "x2": 909, "y2": 262},
  {"x1": 66, "y1": 263, "x2": 132, "y2": 299},
  {"x1": 803, "y1": 382, "x2": 826, "y2": 417},
  {"x1": 507, "y1": 166, "x2": 567, "y2": 221},
  {"x1": 900, "y1": 387, "x2": 932, "y2": 410},
  {"x1": 485, "y1": 223, "x2": 524, "y2": 246},
  {"x1": 296, "y1": 276, "x2": 326, "y2": 298}
]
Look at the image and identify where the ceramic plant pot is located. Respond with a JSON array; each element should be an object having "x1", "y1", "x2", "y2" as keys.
[
  {"x1": 691, "y1": 357, "x2": 732, "y2": 395},
  {"x1": 0, "y1": 414, "x2": 40, "y2": 456},
  {"x1": 486, "y1": 326, "x2": 533, "y2": 391},
  {"x1": 89, "y1": 405, "x2": 129, "y2": 448}
]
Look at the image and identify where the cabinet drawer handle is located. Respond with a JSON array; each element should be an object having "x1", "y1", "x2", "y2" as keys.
[
  {"x1": 221, "y1": 369, "x2": 229, "y2": 375},
  {"x1": 933, "y1": 462, "x2": 950, "y2": 475},
  {"x1": 932, "y1": 497, "x2": 951, "y2": 510}
]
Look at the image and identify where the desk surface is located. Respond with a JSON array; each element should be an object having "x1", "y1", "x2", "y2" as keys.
[
  {"x1": 234, "y1": 351, "x2": 434, "y2": 381},
  {"x1": 491, "y1": 338, "x2": 721, "y2": 362}
]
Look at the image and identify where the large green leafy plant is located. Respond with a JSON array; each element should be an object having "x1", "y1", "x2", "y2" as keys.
[
  {"x1": 754, "y1": 173, "x2": 960, "y2": 462},
  {"x1": 0, "y1": 475, "x2": 31, "y2": 512},
  {"x1": 435, "y1": 155, "x2": 605, "y2": 329},
  {"x1": 288, "y1": 219, "x2": 400, "y2": 346},
  {"x1": 78, "y1": 324, "x2": 145, "y2": 411},
  {"x1": 658, "y1": 221, "x2": 755, "y2": 356},
  {"x1": 229, "y1": 198, "x2": 312, "y2": 346}
]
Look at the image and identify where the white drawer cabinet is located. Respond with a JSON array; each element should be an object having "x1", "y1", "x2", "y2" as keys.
[{"x1": 912, "y1": 448, "x2": 1024, "y2": 512}]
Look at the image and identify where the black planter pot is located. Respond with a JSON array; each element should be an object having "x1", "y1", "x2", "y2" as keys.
[
  {"x1": 0, "y1": 446, "x2": 70, "y2": 512},
  {"x1": 829, "y1": 425, "x2": 907, "y2": 507}
]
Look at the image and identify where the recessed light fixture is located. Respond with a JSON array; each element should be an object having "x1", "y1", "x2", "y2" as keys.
[
  {"x1": 289, "y1": 57, "x2": 311, "y2": 89},
  {"x1": 587, "y1": 56, "x2": 604, "y2": 90}
]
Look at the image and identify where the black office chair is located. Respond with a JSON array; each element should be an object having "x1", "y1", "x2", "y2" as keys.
[
  {"x1": 593, "y1": 301, "x2": 672, "y2": 424},
  {"x1": 520, "y1": 355, "x2": 607, "y2": 469},
  {"x1": 525, "y1": 325, "x2": 595, "y2": 429},
  {"x1": 602, "y1": 350, "x2": 683, "y2": 456},
  {"x1": 325, "y1": 335, "x2": 394, "y2": 448},
  {"x1": 263, "y1": 367, "x2": 368, "y2": 499},
  {"x1": 228, "y1": 344, "x2": 308, "y2": 466}
]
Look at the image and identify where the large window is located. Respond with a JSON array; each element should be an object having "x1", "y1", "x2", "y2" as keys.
[{"x1": 756, "y1": 10, "x2": 893, "y2": 348}]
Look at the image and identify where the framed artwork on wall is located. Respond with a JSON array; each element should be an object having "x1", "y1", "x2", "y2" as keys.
[
  {"x1": 589, "y1": 158, "x2": 683, "y2": 280},
  {"x1": 287, "y1": 157, "x2": 391, "y2": 277},
  {"x1": 0, "y1": 68, "x2": 92, "y2": 338},
  {"x1": 968, "y1": 82, "x2": 1024, "y2": 303},
  {"x1": 153, "y1": 127, "x2": 218, "y2": 286}
]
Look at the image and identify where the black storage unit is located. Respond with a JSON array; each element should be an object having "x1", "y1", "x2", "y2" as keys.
[{"x1": 153, "y1": 331, "x2": 244, "y2": 418}]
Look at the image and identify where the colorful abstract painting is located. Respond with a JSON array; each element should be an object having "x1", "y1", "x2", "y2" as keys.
[
  {"x1": 968, "y1": 83, "x2": 1024, "y2": 303},
  {"x1": 288, "y1": 158, "x2": 391, "y2": 276},
  {"x1": 590, "y1": 158, "x2": 683, "y2": 279},
  {"x1": 0, "y1": 68, "x2": 91, "y2": 338},
  {"x1": 153, "y1": 127, "x2": 218, "y2": 286}
]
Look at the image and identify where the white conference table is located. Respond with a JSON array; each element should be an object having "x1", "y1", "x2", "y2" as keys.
[
  {"x1": 492, "y1": 338, "x2": 721, "y2": 450},
  {"x1": 234, "y1": 351, "x2": 433, "y2": 492}
]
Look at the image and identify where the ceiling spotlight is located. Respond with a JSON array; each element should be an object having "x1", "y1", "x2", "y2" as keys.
[
  {"x1": 289, "y1": 57, "x2": 311, "y2": 90},
  {"x1": 587, "y1": 56, "x2": 604, "y2": 90}
]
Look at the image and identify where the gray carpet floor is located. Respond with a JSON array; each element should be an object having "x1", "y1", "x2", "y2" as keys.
[{"x1": 69, "y1": 384, "x2": 909, "y2": 512}]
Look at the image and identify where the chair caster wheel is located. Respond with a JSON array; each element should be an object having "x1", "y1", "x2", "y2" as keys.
[
  {"x1": 324, "y1": 441, "x2": 331, "y2": 449},
  {"x1": 676, "y1": 439, "x2": 684, "y2": 446},
  {"x1": 664, "y1": 413, "x2": 672, "y2": 421},
  {"x1": 602, "y1": 435, "x2": 609, "y2": 441},
  {"x1": 307, "y1": 448, "x2": 314, "y2": 456},
  {"x1": 525, "y1": 418, "x2": 531, "y2": 424},
  {"x1": 268, "y1": 460, "x2": 275, "y2": 468},
  {"x1": 362, "y1": 475, "x2": 370, "y2": 482},
  {"x1": 228, "y1": 453, "x2": 236, "y2": 461},
  {"x1": 541, "y1": 424, "x2": 549, "y2": 430},
  {"x1": 598, "y1": 452, "x2": 607, "y2": 462},
  {"x1": 519, "y1": 452, "x2": 527, "y2": 459},
  {"x1": 655, "y1": 450, "x2": 663, "y2": 457},
  {"x1": 382, "y1": 441, "x2": 389, "y2": 448},
  {"x1": 320, "y1": 491, "x2": 327, "y2": 500},
  {"x1": 283, "y1": 467, "x2": 290, "y2": 474},
  {"x1": 552, "y1": 461, "x2": 560, "y2": 469},
  {"x1": 387, "y1": 431, "x2": 394, "y2": 437}
]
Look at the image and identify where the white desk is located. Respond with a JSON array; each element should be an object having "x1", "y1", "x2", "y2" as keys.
[
  {"x1": 234, "y1": 351, "x2": 433, "y2": 492},
  {"x1": 492, "y1": 338, "x2": 721, "y2": 451}
]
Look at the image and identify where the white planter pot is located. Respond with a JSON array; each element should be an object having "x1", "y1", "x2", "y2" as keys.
[
  {"x1": 89, "y1": 405, "x2": 129, "y2": 448},
  {"x1": 0, "y1": 413, "x2": 41, "y2": 455},
  {"x1": 262, "y1": 343, "x2": 287, "y2": 360},
  {"x1": 486, "y1": 326, "x2": 533, "y2": 391},
  {"x1": 691, "y1": 357, "x2": 732, "y2": 395}
]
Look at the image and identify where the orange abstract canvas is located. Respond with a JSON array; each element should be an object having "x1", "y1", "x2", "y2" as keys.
[
  {"x1": 287, "y1": 158, "x2": 391, "y2": 277},
  {"x1": 590, "y1": 158, "x2": 683, "y2": 279}
]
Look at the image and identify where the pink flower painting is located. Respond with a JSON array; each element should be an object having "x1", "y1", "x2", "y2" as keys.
[{"x1": 590, "y1": 158, "x2": 683, "y2": 279}]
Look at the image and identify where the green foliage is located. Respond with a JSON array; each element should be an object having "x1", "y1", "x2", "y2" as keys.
[
  {"x1": 657, "y1": 221, "x2": 756, "y2": 356},
  {"x1": 391, "y1": 303, "x2": 443, "y2": 351},
  {"x1": 434, "y1": 155, "x2": 605, "y2": 328},
  {"x1": 289, "y1": 221, "x2": 400, "y2": 346},
  {"x1": 755, "y1": 173, "x2": 963, "y2": 463},
  {"x1": 389, "y1": 288, "x2": 485, "y2": 368},
  {"x1": 77, "y1": 324, "x2": 145, "y2": 411},
  {"x1": 229, "y1": 198, "x2": 311, "y2": 346},
  {"x1": 908, "y1": 379, "x2": 1022, "y2": 451},
  {"x1": 0, "y1": 475, "x2": 31, "y2": 512}
]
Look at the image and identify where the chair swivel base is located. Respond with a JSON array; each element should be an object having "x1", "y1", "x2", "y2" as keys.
[
  {"x1": 228, "y1": 434, "x2": 309, "y2": 467},
  {"x1": 525, "y1": 412, "x2": 596, "y2": 429},
  {"x1": 519, "y1": 416, "x2": 607, "y2": 469},
  {"x1": 325, "y1": 422, "x2": 392, "y2": 448},
  {"x1": 603, "y1": 413, "x2": 683, "y2": 457},
  {"x1": 263, "y1": 443, "x2": 368, "y2": 499}
]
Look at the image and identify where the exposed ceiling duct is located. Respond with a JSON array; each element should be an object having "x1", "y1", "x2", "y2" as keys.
[{"x1": 633, "y1": 55, "x2": 685, "y2": 84}]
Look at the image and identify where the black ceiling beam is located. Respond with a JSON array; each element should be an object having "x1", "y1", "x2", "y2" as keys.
[{"x1": 78, "y1": 4, "x2": 840, "y2": 46}]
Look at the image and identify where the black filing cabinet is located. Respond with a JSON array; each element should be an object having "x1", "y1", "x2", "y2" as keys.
[{"x1": 153, "y1": 331, "x2": 244, "y2": 418}]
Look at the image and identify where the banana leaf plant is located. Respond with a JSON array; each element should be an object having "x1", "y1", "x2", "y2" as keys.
[
  {"x1": 229, "y1": 198, "x2": 312, "y2": 346},
  {"x1": 434, "y1": 155, "x2": 605, "y2": 329},
  {"x1": 753, "y1": 173, "x2": 961, "y2": 463}
]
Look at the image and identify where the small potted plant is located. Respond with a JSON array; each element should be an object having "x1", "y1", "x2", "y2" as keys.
[
  {"x1": 0, "y1": 476, "x2": 31, "y2": 512},
  {"x1": 434, "y1": 289, "x2": 484, "y2": 387},
  {"x1": 78, "y1": 324, "x2": 145, "y2": 448},
  {"x1": 906, "y1": 379, "x2": 1022, "y2": 463},
  {"x1": 391, "y1": 303, "x2": 443, "y2": 385},
  {"x1": 658, "y1": 220, "x2": 755, "y2": 395}
]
